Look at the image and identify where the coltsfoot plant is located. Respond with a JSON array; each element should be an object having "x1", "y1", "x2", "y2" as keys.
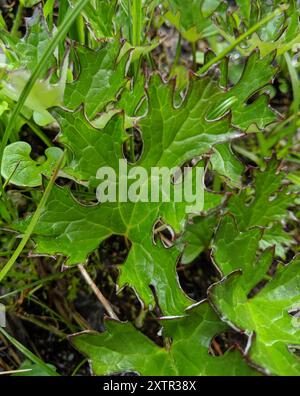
[{"x1": 0, "y1": 0, "x2": 299, "y2": 377}]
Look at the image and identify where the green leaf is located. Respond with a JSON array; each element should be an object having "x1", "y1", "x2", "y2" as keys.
[
  {"x1": 225, "y1": 160, "x2": 294, "y2": 260},
  {"x1": 202, "y1": 190, "x2": 223, "y2": 212},
  {"x1": 0, "y1": 0, "x2": 92, "y2": 169},
  {"x1": 201, "y1": 0, "x2": 220, "y2": 17},
  {"x1": 212, "y1": 214, "x2": 267, "y2": 285},
  {"x1": 179, "y1": 213, "x2": 218, "y2": 265},
  {"x1": 256, "y1": 3, "x2": 286, "y2": 42},
  {"x1": 1, "y1": 142, "x2": 63, "y2": 187},
  {"x1": 232, "y1": 2, "x2": 298, "y2": 57},
  {"x1": 70, "y1": 302, "x2": 258, "y2": 376},
  {"x1": 64, "y1": 41, "x2": 131, "y2": 119},
  {"x1": 1, "y1": 66, "x2": 68, "y2": 126},
  {"x1": 248, "y1": 31, "x2": 300, "y2": 57},
  {"x1": 0, "y1": 10, "x2": 67, "y2": 126},
  {"x1": 118, "y1": 40, "x2": 160, "y2": 63},
  {"x1": 116, "y1": 76, "x2": 146, "y2": 117},
  {"x1": 210, "y1": 218, "x2": 300, "y2": 375},
  {"x1": 260, "y1": 223, "x2": 294, "y2": 260},
  {"x1": 207, "y1": 51, "x2": 278, "y2": 131},
  {"x1": 210, "y1": 144, "x2": 244, "y2": 188},
  {"x1": 17, "y1": 71, "x2": 239, "y2": 314},
  {"x1": 14, "y1": 180, "x2": 194, "y2": 314},
  {"x1": 0, "y1": 100, "x2": 9, "y2": 116},
  {"x1": 236, "y1": 0, "x2": 251, "y2": 24},
  {"x1": 180, "y1": 160, "x2": 293, "y2": 270},
  {"x1": 13, "y1": 360, "x2": 57, "y2": 376},
  {"x1": 165, "y1": 0, "x2": 219, "y2": 42},
  {"x1": 227, "y1": 160, "x2": 291, "y2": 230},
  {"x1": 81, "y1": 0, "x2": 118, "y2": 39},
  {"x1": 20, "y1": 0, "x2": 43, "y2": 7},
  {"x1": 14, "y1": 55, "x2": 277, "y2": 315},
  {"x1": 54, "y1": 109, "x2": 126, "y2": 183},
  {"x1": 15, "y1": 9, "x2": 56, "y2": 75},
  {"x1": 91, "y1": 75, "x2": 146, "y2": 129}
]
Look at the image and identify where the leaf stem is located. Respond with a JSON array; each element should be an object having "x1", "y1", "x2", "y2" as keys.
[
  {"x1": 71, "y1": 358, "x2": 88, "y2": 376},
  {"x1": 15, "y1": 312, "x2": 67, "y2": 339},
  {"x1": 0, "y1": 0, "x2": 91, "y2": 185},
  {"x1": 78, "y1": 264, "x2": 119, "y2": 321},
  {"x1": 170, "y1": 33, "x2": 182, "y2": 75},
  {"x1": 21, "y1": 116, "x2": 54, "y2": 148},
  {"x1": 192, "y1": 41, "x2": 197, "y2": 70},
  {"x1": 233, "y1": 144, "x2": 262, "y2": 167},
  {"x1": 131, "y1": 0, "x2": 142, "y2": 47},
  {"x1": 198, "y1": 5, "x2": 286, "y2": 75},
  {"x1": 76, "y1": 14, "x2": 85, "y2": 45},
  {"x1": 214, "y1": 25, "x2": 248, "y2": 57},
  {"x1": 284, "y1": 52, "x2": 300, "y2": 116},
  {"x1": 129, "y1": 131, "x2": 135, "y2": 163},
  {"x1": 130, "y1": 0, "x2": 143, "y2": 78},
  {"x1": 43, "y1": 0, "x2": 56, "y2": 30},
  {"x1": 0, "y1": 152, "x2": 65, "y2": 283},
  {"x1": 11, "y1": 2, "x2": 24, "y2": 38}
]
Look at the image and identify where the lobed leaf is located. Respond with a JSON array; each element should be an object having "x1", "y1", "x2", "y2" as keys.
[
  {"x1": 71, "y1": 302, "x2": 258, "y2": 376},
  {"x1": 13, "y1": 47, "x2": 279, "y2": 315},
  {"x1": 1, "y1": 142, "x2": 63, "y2": 187}
]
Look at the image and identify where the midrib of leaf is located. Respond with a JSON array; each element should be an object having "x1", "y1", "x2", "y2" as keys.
[{"x1": 0, "y1": 0, "x2": 92, "y2": 184}]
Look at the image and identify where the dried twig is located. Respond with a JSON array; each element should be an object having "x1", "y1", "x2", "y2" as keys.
[{"x1": 78, "y1": 265, "x2": 119, "y2": 321}]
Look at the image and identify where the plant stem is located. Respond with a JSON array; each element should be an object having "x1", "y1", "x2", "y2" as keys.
[
  {"x1": 198, "y1": 5, "x2": 286, "y2": 75},
  {"x1": 213, "y1": 174, "x2": 221, "y2": 192},
  {"x1": 11, "y1": 3, "x2": 24, "y2": 38},
  {"x1": 71, "y1": 358, "x2": 88, "y2": 376},
  {"x1": 170, "y1": 34, "x2": 182, "y2": 76},
  {"x1": 78, "y1": 264, "x2": 119, "y2": 321},
  {"x1": 76, "y1": 15, "x2": 85, "y2": 45},
  {"x1": 285, "y1": 52, "x2": 300, "y2": 116},
  {"x1": 43, "y1": 0, "x2": 56, "y2": 30},
  {"x1": 233, "y1": 145, "x2": 262, "y2": 167},
  {"x1": 21, "y1": 116, "x2": 54, "y2": 148},
  {"x1": 0, "y1": 152, "x2": 65, "y2": 283},
  {"x1": 0, "y1": 12, "x2": 7, "y2": 30},
  {"x1": 131, "y1": 0, "x2": 142, "y2": 47},
  {"x1": 15, "y1": 312, "x2": 67, "y2": 339},
  {"x1": 127, "y1": 0, "x2": 133, "y2": 44},
  {"x1": 192, "y1": 41, "x2": 197, "y2": 70},
  {"x1": 215, "y1": 25, "x2": 248, "y2": 57},
  {"x1": 257, "y1": 133, "x2": 269, "y2": 157},
  {"x1": 130, "y1": 0, "x2": 142, "y2": 77},
  {"x1": 0, "y1": 0, "x2": 91, "y2": 186},
  {"x1": 130, "y1": 131, "x2": 135, "y2": 162}
]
